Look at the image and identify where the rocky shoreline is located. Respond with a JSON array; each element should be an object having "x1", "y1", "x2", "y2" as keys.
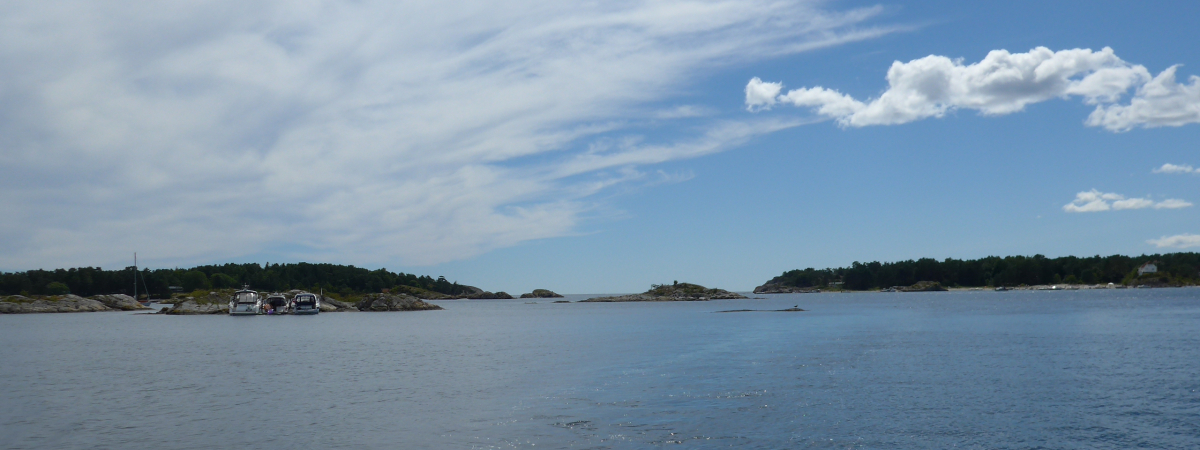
[
  {"x1": 0, "y1": 294, "x2": 149, "y2": 314},
  {"x1": 157, "y1": 291, "x2": 441, "y2": 315},
  {"x1": 581, "y1": 282, "x2": 746, "y2": 302}
]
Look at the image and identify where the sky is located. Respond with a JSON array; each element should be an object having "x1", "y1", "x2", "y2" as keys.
[{"x1": 2, "y1": 1, "x2": 1198, "y2": 294}]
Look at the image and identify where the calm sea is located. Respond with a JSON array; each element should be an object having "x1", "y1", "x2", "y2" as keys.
[{"x1": 2, "y1": 289, "x2": 1198, "y2": 449}]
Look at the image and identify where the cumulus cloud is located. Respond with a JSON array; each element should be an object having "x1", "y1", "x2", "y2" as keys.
[
  {"x1": 1062, "y1": 190, "x2": 1191, "y2": 212},
  {"x1": 1147, "y1": 234, "x2": 1200, "y2": 249},
  {"x1": 0, "y1": 1, "x2": 895, "y2": 270},
  {"x1": 1063, "y1": 190, "x2": 1122, "y2": 212},
  {"x1": 1086, "y1": 66, "x2": 1200, "y2": 131},
  {"x1": 1153, "y1": 163, "x2": 1196, "y2": 174},
  {"x1": 745, "y1": 78, "x2": 783, "y2": 111},
  {"x1": 748, "y1": 46, "x2": 1200, "y2": 131}
]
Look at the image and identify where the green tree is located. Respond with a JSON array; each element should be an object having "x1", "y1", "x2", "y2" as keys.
[
  {"x1": 181, "y1": 270, "x2": 211, "y2": 292},
  {"x1": 210, "y1": 273, "x2": 237, "y2": 289},
  {"x1": 45, "y1": 281, "x2": 70, "y2": 295}
]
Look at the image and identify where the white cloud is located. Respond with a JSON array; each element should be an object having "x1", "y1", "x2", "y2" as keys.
[
  {"x1": 1152, "y1": 163, "x2": 1196, "y2": 174},
  {"x1": 0, "y1": 1, "x2": 895, "y2": 270},
  {"x1": 749, "y1": 47, "x2": 1200, "y2": 131},
  {"x1": 745, "y1": 77, "x2": 783, "y2": 111},
  {"x1": 1062, "y1": 189, "x2": 1191, "y2": 213},
  {"x1": 1153, "y1": 198, "x2": 1194, "y2": 209},
  {"x1": 1112, "y1": 197, "x2": 1154, "y2": 210},
  {"x1": 1063, "y1": 190, "x2": 1117, "y2": 212},
  {"x1": 1086, "y1": 66, "x2": 1200, "y2": 131},
  {"x1": 1147, "y1": 233, "x2": 1200, "y2": 249}
]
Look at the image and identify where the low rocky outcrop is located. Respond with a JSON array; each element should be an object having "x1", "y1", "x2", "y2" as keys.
[
  {"x1": 463, "y1": 291, "x2": 513, "y2": 299},
  {"x1": 387, "y1": 285, "x2": 512, "y2": 300},
  {"x1": 355, "y1": 293, "x2": 444, "y2": 311},
  {"x1": 896, "y1": 281, "x2": 948, "y2": 292},
  {"x1": 753, "y1": 283, "x2": 821, "y2": 294},
  {"x1": 581, "y1": 282, "x2": 747, "y2": 302},
  {"x1": 520, "y1": 289, "x2": 564, "y2": 298},
  {"x1": 318, "y1": 296, "x2": 359, "y2": 312},
  {"x1": 93, "y1": 294, "x2": 150, "y2": 311},
  {"x1": 0, "y1": 294, "x2": 112, "y2": 313},
  {"x1": 160, "y1": 300, "x2": 227, "y2": 315}
]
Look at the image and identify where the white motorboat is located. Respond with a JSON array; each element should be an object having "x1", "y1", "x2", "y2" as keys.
[
  {"x1": 264, "y1": 293, "x2": 288, "y2": 314},
  {"x1": 228, "y1": 289, "x2": 261, "y2": 316},
  {"x1": 291, "y1": 292, "x2": 320, "y2": 315}
]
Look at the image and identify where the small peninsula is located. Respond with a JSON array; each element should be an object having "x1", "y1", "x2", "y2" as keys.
[{"x1": 581, "y1": 282, "x2": 746, "y2": 302}]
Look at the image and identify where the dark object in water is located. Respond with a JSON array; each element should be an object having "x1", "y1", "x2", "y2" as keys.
[{"x1": 716, "y1": 307, "x2": 805, "y2": 313}]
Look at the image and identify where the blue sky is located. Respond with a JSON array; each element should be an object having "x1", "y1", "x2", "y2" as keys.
[{"x1": 2, "y1": 1, "x2": 1197, "y2": 293}]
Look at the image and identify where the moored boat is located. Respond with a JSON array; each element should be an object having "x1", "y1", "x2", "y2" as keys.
[
  {"x1": 229, "y1": 289, "x2": 261, "y2": 316},
  {"x1": 264, "y1": 293, "x2": 288, "y2": 314},
  {"x1": 291, "y1": 292, "x2": 320, "y2": 315}
]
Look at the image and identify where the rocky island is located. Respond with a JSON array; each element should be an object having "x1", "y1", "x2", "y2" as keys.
[
  {"x1": 581, "y1": 282, "x2": 746, "y2": 302},
  {"x1": 520, "y1": 289, "x2": 563, "y2": 298}
]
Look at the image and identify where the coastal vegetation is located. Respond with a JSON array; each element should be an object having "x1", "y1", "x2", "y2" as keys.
[
  {"x1": 757, "y1": 252, "x2": 1200, "y2": 292},
  {"x1": 0, "y1": 263, "x2": 486, "y2": 299}
]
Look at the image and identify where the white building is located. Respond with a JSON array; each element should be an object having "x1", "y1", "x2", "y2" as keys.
[{"x1": 1137, "y1": 262, "x2": 1158, "y2": 276}]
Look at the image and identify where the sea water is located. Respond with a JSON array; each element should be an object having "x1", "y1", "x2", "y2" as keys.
[{"x1": 1, "y1": 289, "x2": 1198, "y2": 449}]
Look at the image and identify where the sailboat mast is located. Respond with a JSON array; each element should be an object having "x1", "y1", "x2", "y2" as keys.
[{"x1": 133, "y1": 252, "x2": 138, "y2": 301}]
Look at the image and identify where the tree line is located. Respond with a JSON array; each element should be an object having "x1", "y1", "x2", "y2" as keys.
[
  {"x1": 766, "y1": 252, "x2": 1200, "y2": 290},
  {"x1": 0, "y1": 262, "x2": 475, "y2": 298}
]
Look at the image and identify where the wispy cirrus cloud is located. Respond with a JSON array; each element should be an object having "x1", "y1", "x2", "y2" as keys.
[
  {"x1": 1147, "y1": 233, "x2": 1200, "y2": 249},
  {"x1": 0, "y1": 1, "x2": 898, "y2": 270},
  {"x1": 747, "y1": 47, "x2": 1200, "y2": 131},
  {"x1": 1062, "y1": 190, "x2": 1192, "y2": 213}
]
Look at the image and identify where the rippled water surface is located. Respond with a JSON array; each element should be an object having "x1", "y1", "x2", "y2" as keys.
[{"x1": 2, "y1": 289, "x2": 1199, "y2": 449}]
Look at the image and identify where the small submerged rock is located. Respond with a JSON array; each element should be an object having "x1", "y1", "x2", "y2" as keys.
[{"x1": 715, "y1": 307, "x2": 806, "y2": 313}]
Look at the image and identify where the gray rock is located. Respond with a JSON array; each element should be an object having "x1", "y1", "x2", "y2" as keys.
[
  {"x1": 753, "y1": 283, "x2": 821, "y2": 294},
  {"x1": 161, "y1": 300, "x2": 227, "y2": 315},
  {"x1": 0, "y1": 295, "x2": 112, "y2": 313},
  {"x1": 320, "y1": 296, "x2": 358, "y2": 312},
  {"x1": 520, "y1": 289, "x2": 564, "y2": 298},
  {"x1": 92, "y1": 294, "x2": 149, "y2": 311},
  {"x1": 355, "y1": 293, "x2": 443, "y2": 311}
]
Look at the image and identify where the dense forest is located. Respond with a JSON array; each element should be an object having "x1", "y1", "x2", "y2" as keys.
[
  {"x1": 764, "y1": 253, "x2": 1200, "y2": 290},
  {"x1": 0, "y1": 262, "x2": 476, "y2": 298}
]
